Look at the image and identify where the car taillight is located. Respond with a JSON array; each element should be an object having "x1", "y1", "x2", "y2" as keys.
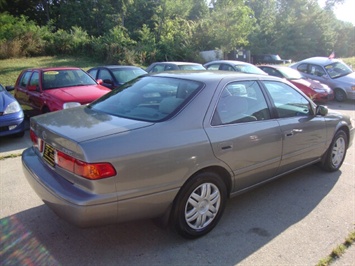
[
  {"x1": 56, "y1": 151, "x2": 116, "y2": 180},
  {"x1": 30, "y1": 129, "x2": 43, "y2": 152}
]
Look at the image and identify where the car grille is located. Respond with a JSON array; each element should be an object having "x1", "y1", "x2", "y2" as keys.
[{"x1": 0, "y1": 126, "x2": 9, "y2": 132}]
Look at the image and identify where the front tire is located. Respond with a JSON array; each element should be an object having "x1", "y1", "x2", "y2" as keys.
[
  {"x1": 334, "y1": 89, "x2": 347, "y2": 102},
  {"x1": 171, "y1": 171, "x2": 227, "y2": 239},
  {"x1": 321, "y1": 130, "x2": 348, "y2": 172}
]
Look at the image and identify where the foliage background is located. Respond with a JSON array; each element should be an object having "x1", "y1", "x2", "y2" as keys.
[{"x1": 0, "y1": 0, "x2": 354, "y2": 65}]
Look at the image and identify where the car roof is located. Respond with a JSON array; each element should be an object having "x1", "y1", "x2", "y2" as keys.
[
  {"x1": 151, "y1": 61, "x2": 203, "y2": 65},
  {"x1": 90, "y1": 65, "x2": 144, "y2": 69},
  {"x1": 258, "y1": 65, "x2": 287, "y2": 70},
  {"x1": 297, "y1": 57, "x2": 342, "y2": 66},
  {"x1": 205, "y1": 60, "x2": 252, "y2": 65},
  {"x1": 23, "y1": 67, "x2": 82, "y2": 72},
  {"x1": 150, "y1": 70, "x2": 279, "y2": 82}
]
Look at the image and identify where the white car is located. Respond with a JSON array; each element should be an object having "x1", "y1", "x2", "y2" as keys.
[{"x1": 290, "y1": 57, "x2": 355, "y2": 102}]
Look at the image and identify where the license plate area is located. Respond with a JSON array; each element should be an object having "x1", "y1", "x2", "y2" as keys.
[{"x1": 43, "y1": 143, "x2": 55, "y2": 167}]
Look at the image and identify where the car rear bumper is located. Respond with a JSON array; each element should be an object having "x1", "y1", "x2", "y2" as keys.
[{"x1": 22, "y1": 147, "x2": 177, "y2": 227}]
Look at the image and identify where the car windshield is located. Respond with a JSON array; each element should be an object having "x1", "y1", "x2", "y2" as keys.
[
  {"x1": 111, "y1": 68, "x2": 147, "y2": 84},
  {"x1": 324, "y1": 62, "x2": 353, "y2": 79},
  {"x1": 234, "y1": 64, "x2": 266, "y2": 75},
  {"x1": 278, "y1": 67, "x2": 303, "y2": 79},
  {"x1": 271, "y1": 55, "x2": 282, "y2": 60},
  {"x1": 178, "y1": 65, "x2": 205, "y2": 70},
  {"x1": 89, "y1": 76, "x2": 203, "y2": 122},
  {"x1": 43, "y1": 69, "x2": 97, "y2": 90}
]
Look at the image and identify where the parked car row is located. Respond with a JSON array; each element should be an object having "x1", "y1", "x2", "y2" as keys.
[
  {"x1": 258, "y1": 65, "x2": 334, "y2": 102},
  {"x1": 2, "y1": 56, "x2": 353, "y2": 138}
]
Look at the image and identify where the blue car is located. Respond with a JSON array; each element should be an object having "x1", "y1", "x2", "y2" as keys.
[{"x1": 0, "y1": 84, "x2": 25, "y2": 137}]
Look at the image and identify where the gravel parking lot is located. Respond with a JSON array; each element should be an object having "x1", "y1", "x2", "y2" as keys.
[{"x1": 1, "y1": 101, "x2": 354, "y2": 265}]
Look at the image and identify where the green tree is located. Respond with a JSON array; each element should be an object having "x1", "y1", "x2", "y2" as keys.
[{"x1": 196, "y1": 0, "x2": 256, "y2": 54}]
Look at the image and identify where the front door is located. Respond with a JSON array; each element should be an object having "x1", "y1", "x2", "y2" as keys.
[
  {"x1": 205, "y1": 80, "x2": 283, "y2": 192},
  {"x1": 262, "y1": 80, "x2": 327, "y2": 174}
]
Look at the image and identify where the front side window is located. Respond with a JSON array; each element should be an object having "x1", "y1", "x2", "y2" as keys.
[
  {"x1": 309, "y1": 64, "x2": 326, "y2": 77},
  {"x1": 111, "y1": 68, "x2": 146, "y2": 84},
  {"x1": 212, "y1": 81, "x2": 270, "y2": 125},
  {"x1": 89, "y1": 76, "x2": 203, "y2": 122},
  {"x1": 263, "y1": 81, "x2": 311, "y2": 118},
  {"x1": 29, "y1": 72, "x2": 39, "y2": 86},
  {"x1": 151, "y1": 65, "x2": 165, "y2": 73},
  {"x1": 19, "y1": 71, "x2": 32, "y2": 88},
  {"x1": 88, "y1": 69, "x2": 98, "y2": 79},
  {"x1": 98, "y1": 69, "x2": 112, "y2": 81},
  {"x1": 205, "y1": 64, "x2": 220, "y2": 70}
]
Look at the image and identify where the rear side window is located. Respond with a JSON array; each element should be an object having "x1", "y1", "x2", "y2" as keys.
[
  {"x1": 19, "y1": 71, "x2": 32, "y2": 88},
  {"x1": 212, "y1": 81, "x2": 270, "y2": 125},
  {"x1": 296, "y1": 63, "x2": 308, "y2": 74}
]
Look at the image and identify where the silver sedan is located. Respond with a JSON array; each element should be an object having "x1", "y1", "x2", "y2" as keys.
[{"x1": 22, "y1": 71, "x2": 354, "y2": 238}]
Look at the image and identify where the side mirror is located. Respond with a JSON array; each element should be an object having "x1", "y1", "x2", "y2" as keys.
[
  {"x1": 96, "y1": 79, "x2": 103, "y2": 85},
  {"x1": 5, "y1": 85, "x2": 14, "y2": 92},
  {"x1": 103, "y1": 79, "x2": 114, "y2": 85},
  {"x1": 316, "y1": 105, "x2": 328, "y2": 116}
]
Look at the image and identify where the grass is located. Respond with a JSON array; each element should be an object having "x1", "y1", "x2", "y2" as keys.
[
  {"x1": 1, "y1": 56, "x2": 354, "y2": 87},
  {"x1": 0, "y1": 153, "x2": 22, "y2": 160},
  {"x1": 316, "y1": 230, "x2": 355, "y2": 266},
  {"x1": 0, "y1": 56, "x2": 104, "y2": 86}
]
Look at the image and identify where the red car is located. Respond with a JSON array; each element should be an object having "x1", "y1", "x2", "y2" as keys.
[
  {"x1": 258, "y1": 65, "x2": 334, "y2": 102},
  {"x1": 13, "y1": 67, "x2": 110, "y2": 115}
]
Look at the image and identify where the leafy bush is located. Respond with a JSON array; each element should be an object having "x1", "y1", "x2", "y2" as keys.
[{"x1": 0, "y1": 13, "x2": 47, "y2": 58}]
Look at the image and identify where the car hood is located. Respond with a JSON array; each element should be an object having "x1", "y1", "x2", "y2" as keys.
[
  {"x1": 45, "y1": 85, "x2": 110, "y2": 103},
  {"x1": 31, "y1": 106, "x2": 154, "y2": 143},
  {"x1": 334, "y1": 71, "x2": 355, "y2": 82},
  {"x1": 291, "y1": 78, "x2": 333, "y2": 92},
  {"x1": 0, "y1": 91, "x2": 15, "y2": 112},
  {"x1": 291, "y1": 78, "x2": 326, "y2": 88}
]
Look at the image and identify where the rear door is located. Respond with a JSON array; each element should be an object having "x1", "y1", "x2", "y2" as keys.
[
  {"x1": 27, "y1": 71, "x2": 42, "y2": 111},
  {"x1": 205, "y1": 80, "x2": 283, "y2": 191}
]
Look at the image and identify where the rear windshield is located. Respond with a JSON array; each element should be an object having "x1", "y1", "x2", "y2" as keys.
[{"x1": 89, "y1": 76, "x2": 203, "y2": 122}]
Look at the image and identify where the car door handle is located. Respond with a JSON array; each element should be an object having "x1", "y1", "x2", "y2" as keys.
[
  {"x1": 285, "y1": 129, "x2": 303, "y2": 137},
  {"x1": 218, "y1": 142, "x2": 233, "y2": 151}
]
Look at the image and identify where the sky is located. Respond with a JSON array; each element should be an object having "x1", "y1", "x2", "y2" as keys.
[{"x1": 318, "y1": 0, "x2": 355, "y2": 25}]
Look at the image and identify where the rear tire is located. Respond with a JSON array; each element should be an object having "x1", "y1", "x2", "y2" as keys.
[
  {"x1": 321, "y1": 130, "x2": 348, "y2": 172},
  {"x1": 171, "y1": 171, "x2": 227, "y2": 239}
]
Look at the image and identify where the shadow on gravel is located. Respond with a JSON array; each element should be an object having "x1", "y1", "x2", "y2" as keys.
[{"x1": 0, "y1": 165, "x2": 340, "y2": 266}]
